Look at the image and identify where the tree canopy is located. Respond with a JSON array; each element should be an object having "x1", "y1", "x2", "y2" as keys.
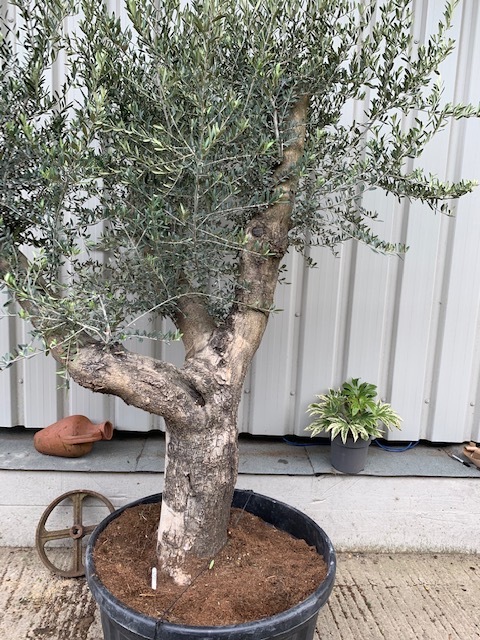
[{"x1": 1, "y1": 0, "x2": 478, "y2": 365}]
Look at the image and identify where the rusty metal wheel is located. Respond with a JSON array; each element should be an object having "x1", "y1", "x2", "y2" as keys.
[{"x1": 36, "y1": 489, "x2": 115, "y2": 577}]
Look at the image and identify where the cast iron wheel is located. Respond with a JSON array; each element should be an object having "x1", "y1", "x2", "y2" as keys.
[{"x1": 36, "y1": 489, "x2": 115, "y2": 577}]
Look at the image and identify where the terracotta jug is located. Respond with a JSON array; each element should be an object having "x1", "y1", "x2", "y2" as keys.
[{"x1": 33, "y1": 415, "x2": 114, "y2": 458}]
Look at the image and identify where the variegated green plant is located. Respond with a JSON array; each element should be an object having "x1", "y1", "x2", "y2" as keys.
[{"x1": 306, "y1": 379, "x2": 402, "y2": 444}]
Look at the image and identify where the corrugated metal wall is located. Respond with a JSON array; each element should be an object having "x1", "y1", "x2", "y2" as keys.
[{"x1": 1, "y1": 0, "x2": 479, "y2": 442}]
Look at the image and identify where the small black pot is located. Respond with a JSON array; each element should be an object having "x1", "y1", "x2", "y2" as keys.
[
  {"x1": 86, "y1": 489, "x2": 336, "y2": 640},
  {"x1": 330, "y1": 436, "x2": 370, "y2": 473}
]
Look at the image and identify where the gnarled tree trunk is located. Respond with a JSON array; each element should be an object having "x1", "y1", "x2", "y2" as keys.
[{"x1": 158, "y1": 403, "x2": 240, "y2": 585}]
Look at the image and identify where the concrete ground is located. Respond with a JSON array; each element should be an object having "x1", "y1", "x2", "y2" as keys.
[{"x1": 1, "y1": 548, "x2": 479, "y2": 640}]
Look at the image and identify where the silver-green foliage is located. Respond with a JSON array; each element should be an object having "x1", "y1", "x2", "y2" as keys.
[
  {"x1": 306, "y1": 378, "x2": 402, "y2": 443},
  {"x1": 1, "y1": 0, "x2": 478, "y2": 356}
]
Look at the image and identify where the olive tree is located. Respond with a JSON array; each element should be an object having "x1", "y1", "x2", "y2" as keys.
[{"x1": 1, "y1": 0, "x2": 478, "y2": 583}]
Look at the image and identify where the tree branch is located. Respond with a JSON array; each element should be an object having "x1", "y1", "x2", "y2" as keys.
[
  {"x1": 65, "y1": 342, "x2": 205, "y2": 424},
  {"x1": 174, "y1": 293, "x2": 216, "y2": 360},
  {"x1": 236, "y1": 94, "x2": 309, "y2": 313}
]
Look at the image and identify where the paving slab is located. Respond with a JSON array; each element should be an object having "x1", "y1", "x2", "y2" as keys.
[
  {"x1": 135, "y1": 435, "x2": 165, "y2": 472},
  {"x1": 1, "y1": 548, "x2": 479, "y2": 640},
  {"x1": 0, "y1": 548, "x2": 102, "y2": 640},
  {"x1": 0, "y1": 432, "x2": 146, "y2": 473},
  {"x1": 316, "y1": 553, "x2": 480, "y2": 639},
  {"x1": 237, "y1": 438, "x2": 314, "y2": 475},
  {"x1": 2, "y1": 429, "x2": 479, "y2": 478},
  {"x1": 307, "y1": 442, "x2": 480, "y2": 477}
]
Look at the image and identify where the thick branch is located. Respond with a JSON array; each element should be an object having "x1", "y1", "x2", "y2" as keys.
[
  {"x1": 225, "y1": 95, "x2": 310, "y2": 372},
  {"x1": 65, "y1": 342, "x2": 205, "y2": 424},
  {"x1": 237, "y1": 94, "x2": 309, "y2": 313},
  {"x1": 174, "y1": 293, "x2": 216, "y2": 360}
]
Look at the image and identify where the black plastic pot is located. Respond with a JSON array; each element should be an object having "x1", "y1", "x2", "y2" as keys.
[
  {"x1": 86, "y1": 489, "x2": 336, "y2": 640},
  {"x1": 330, "y1": 436, "x2": 370, "y2": 473}
]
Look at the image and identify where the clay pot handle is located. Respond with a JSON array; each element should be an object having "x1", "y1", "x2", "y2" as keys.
[
  {"x1": 62, "y1": 421, "x2": 114, "y2": 444},
  {"x1": 62, "y1": 432, "x2": 104, "y2": 444}
]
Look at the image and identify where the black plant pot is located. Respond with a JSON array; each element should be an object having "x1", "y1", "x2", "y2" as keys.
[
  {"x1": 85, "y1": 489, "x2": 336, "y2": 640},
  {"x1": 330, "y1": 436, "x2": 370, "y2": 474}
]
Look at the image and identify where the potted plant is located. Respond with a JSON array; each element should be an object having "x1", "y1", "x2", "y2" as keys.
[
  {"x1": 0, "y1": 0, "x2": 476, "y2": 638},
  {"x1": 306, "y1": 378, "x2": 402, "y2": 473}
]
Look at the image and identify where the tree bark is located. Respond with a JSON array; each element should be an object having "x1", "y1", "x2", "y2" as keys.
[{"x1": 158, "y1": 405, "x2": 239, "y2": 585}]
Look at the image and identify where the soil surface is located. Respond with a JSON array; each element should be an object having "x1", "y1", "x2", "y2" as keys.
[{"x1": 93, "y1": 503, "x2": 327, "y2": 626}]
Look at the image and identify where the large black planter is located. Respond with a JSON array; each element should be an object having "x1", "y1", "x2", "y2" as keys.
[{"x1": 86, "y1": 489, "x2": 336, "y2": 640}]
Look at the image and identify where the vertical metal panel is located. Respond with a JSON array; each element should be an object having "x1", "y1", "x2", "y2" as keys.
[
  {"x1": 0, "y1": 293, "x2": 15, "y2": 425},
  {"x1": 1, "y1": 0, "x2": 480, "y2": 442},
  {"x1": 19, "y1": 339, "x2": 59, "y2": 429},
  {"x1": 246, "y1": 251, "x2": 304, "y2": 435},
  {"x1": 427, "y1": 1, "x2": 480, "y2": 443}
]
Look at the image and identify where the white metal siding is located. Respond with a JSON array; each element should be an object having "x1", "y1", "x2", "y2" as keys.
[{"x1": 1, "y1": 1, "x2": 480, "y2": 442}]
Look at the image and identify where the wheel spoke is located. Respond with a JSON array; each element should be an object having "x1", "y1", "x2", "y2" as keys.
[
  {"x1": 72, "y1": 492, "x2": 85, "y2": 529},
  {"x1": 39, "y1": 527, "x2": 72, "y2": 543},
  {"x1": 83, "y1": 524, "x2": 97, "y2": 535},
  {"x1": 73, "y1": 537, "x2": 83, "y2": 573}
]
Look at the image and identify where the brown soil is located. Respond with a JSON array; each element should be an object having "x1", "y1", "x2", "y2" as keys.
[{"x1": 93, "y1": 503, "x2": 327, "y2": 626}]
